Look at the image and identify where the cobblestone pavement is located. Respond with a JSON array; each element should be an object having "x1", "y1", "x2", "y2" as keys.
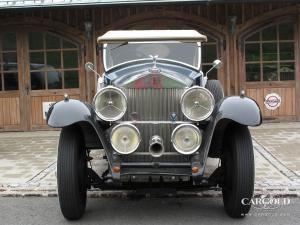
[{"x1": 0, "y1": 123, "x2": 299, "y2": 197}]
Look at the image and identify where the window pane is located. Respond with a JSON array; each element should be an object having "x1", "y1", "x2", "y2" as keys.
[
  {"x1": 279, "y1": 23, "x2": 294, "y2": 40},
  {"x1": 246, "y1": 64, "x2": 260, "y2": 82},
  {"x1": 202, "y1": 45, "x2": 217, "y2": 63},
  {"x1": 2, "y1": 53, "x2": 18, "y2": 71},
  {"x1": 262, "y1": 26, "x2": 277, "y2": 41},
  {"x1": 63, "y1": 51, "x2": 78, "y2": 68},
  {"x1": 245, "y1": 43, "x2": 260, "y2": 61},
  {"x1": 3, "y1": 33, "x2": 16, "y2": 51},
  {"x1": 4, "y1": 73, "x2": 18, "y2": 90},
  {"x1": 262, "y1": 43, "x2": 277, "y2": 61},
  {"x1": 280, "y1": 63, "x2": 294, "y2": 81},
  {"x1": 280, "y1": 42, "x2": 294, "y2": 60},
  {"x1": 46, "y1": 51, "x2": 61, "y2": 69},
  {"x1": 46, "y1": 34, "x2": 60, "y2": 49},
  {"x1": 202, "y1": 64, "x2": 217, "y2": 80},
  {"x1": 31, "y1": 72, "x2": 45, "y2": 90},
  {"x1": 263, "y1": 63, "x2": 278, "y2": 81},
  {"x1": 63, "y1": 39, "x2": 76, "y2": 49},
  {"x1": 47, "y1": 71, "x2": 62, "y2": 89},
  {"x1": 64, "y1": 71, "x2": 79, "y2": 88},
  {"x1": 29, "y1": 32, "x2": 44, "y2": 50},
  {"x1": 246, "y1": 32, "x2": 259, "y2": 42},
  {"x1": 30, "y1": 52, "x2": 45, "y2": 65}
]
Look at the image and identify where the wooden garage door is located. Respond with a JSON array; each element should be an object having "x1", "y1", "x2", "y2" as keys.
[
  {"x1": 0, "y1": 32, "x2": 21, "y2": 131},
  {"x1": 243, "y1": 22, "x2": 297, "y2": 120},
  {"x1": 26, "y1": 31, "x2": 83, "y2": 130}
]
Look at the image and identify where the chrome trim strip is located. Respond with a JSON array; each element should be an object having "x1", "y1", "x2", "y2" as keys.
[
  {"x1": 131, "y1": 152, "x2": 182, "y2": 156},
  {"x1": 116, "y1": 121, "x2": 193, "y2": 124}
]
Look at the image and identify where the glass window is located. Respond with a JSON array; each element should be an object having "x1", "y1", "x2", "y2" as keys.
[
  {"x1": 279, "y1": 43, "x2": 294, "y2": 60},
  {"x1": 202, "y1": 39, "x2": 218, "y2": 80},
  {"x1": 64, "y1": 71, "x2": 79, "y2": 88},
  {"x1": 31, "y1": 72, "x2": 46, "y2": 90},
  {"x1": 262, "y1": 43, "x2": 277, "y2": 61},
  {"x1": 28, "y1": 32, "x2": 80, "y2": 90},
  {"x1": 63, "y1": 51, "x2": 78, "y2": 68},
  {"x1": 29, "y1": 32, "x2": 44, "y2": 50},
  {"x1": 46, "y1": 34, "x2": 60, "y2": 49},
  {"x1": 4, "y1": 73, "x2": 18, "y2": 90},
  {"x1": 245, "y1": 23, "x2": 295, "y2": 82},
  {"x1": 245, "y1": 43, "x2": 260, "y2": 61},
  {"x1": 262, "y1": 26, "x2": 277, "y2": 41},
  {"x1": 3, "y1": 33, "x2": 17, "y2": 51},
  {"x1": 0, "y1": 32, "x2": 19, "y2": 91},
  {"x1": 246, "y1": 64, "x2": 260, "y2": 82},
  {"x1": 279, "y1": 23, "x2": 294, "y2": 40},
  {"x1": 280, "y1": 63, "x2": 294, "y2": 81},
  {"x1": 46, "y1": 51, "x2": 61, "y2": 69},
  {"x1": 263, "y1": 63, "x2": 278, "y2": 81},
  {"x1": 30, "y1": 52, "x2": 44, "y2": 65},
  {"x1": 47, "y1": 71, "x2": 62, "y2": 89}
]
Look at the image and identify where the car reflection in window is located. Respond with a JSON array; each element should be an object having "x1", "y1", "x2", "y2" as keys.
[{"x1": 30, "y1": 64, "x2": 62, "y2": 90}]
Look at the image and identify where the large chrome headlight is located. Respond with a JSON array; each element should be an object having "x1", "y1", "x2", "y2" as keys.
[
  {"x1": 171, "y1": 124, "x2": 202, "y2": 155},
  {"x1": 180, "y1": 86, "x2": 215, "y2": 121},
  {"x1": 93, "y1": 86, "x2": 127, "y2": 121},
  {"x1": 110, "y1": 123, "x2": 141, "y2": 154}
]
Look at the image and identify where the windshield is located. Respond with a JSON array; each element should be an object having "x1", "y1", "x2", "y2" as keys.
[{"x1": 104, "y1": 42, "x2": 200, "y2": 71}]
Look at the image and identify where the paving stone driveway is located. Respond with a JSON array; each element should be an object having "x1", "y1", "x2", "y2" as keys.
[{"x1": 0, "y1": 123, "x2": 299, "y2": 196}]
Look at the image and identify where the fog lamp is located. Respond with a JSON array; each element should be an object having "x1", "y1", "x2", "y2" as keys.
[
  {"x1": 110, "y1": 123, "x2": 141, "y2": 154},
  {"x1": 171, "y1": 124, "x2": 202, "y2": 155}
]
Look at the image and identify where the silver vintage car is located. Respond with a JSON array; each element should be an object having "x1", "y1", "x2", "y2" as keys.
[{"x1": 47, "y1": 30, "x2": 262, "y2": 220}]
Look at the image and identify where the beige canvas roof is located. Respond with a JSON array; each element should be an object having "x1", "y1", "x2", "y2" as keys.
[{"x1": 97, "y1": 30, "x2": 207, "y2": 43}]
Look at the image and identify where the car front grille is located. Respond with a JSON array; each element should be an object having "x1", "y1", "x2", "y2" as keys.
[
  {"x1": 123, "y1": 88, "x2": 186, "y2": 121},
  {"x1": 121, "y1": 88, "x2": 190, "y2": 163}
]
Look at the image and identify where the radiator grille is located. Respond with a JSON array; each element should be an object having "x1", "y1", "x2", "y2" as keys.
[{"x1": 121, "y1": 88, "x2": 190, "y2": 163}]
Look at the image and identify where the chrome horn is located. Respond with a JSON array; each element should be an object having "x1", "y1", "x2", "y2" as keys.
[{"x1": 149, "y1": 135, "x2": 164, "y2": 158}]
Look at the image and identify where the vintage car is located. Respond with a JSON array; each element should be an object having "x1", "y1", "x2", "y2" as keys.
[{"x1": 47, "y1": 30, "x2": 262, "y2": 220}]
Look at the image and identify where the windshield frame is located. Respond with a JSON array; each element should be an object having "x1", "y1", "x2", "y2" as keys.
[{"x1": 102, "y1": 41, "x2": 202, "y2": 72}]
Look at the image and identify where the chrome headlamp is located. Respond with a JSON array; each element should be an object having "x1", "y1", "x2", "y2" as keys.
[
  {"x1": 110, "y1": 123, "x2": 141, "y2": 154},
  {"x1": 180, "y1": 86, "x2": 215, "y2": 121},
  {"x1": 171, "y1": 124, "x2": 202, "y2": 155},
  {"x1": 93, "y1": 86, "x2": 127, "y2": 121}
]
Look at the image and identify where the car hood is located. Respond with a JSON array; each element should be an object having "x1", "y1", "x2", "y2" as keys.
[{"x1": 106, "y1": 62, "x2": 200, "y2": 88}]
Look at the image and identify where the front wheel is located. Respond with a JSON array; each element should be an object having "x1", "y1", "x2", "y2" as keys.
[
  {"x1": 57, "y1": 125, "x2": 87, "y2": 220},
  {"x1": 222, "y1": 124, "x2": 255, "y2": 218}
]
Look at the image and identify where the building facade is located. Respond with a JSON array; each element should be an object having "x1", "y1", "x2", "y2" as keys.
[{"x1": 0, "y1": 0, "x2": 299, "y2": 131}]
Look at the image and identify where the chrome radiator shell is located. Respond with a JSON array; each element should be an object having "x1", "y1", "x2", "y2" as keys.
[{"x1": 121, "y1": 88, "x2": 190, "y2": 163}]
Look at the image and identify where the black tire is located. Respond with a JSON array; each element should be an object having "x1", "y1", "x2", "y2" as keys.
[
  {"x1": 205, "y1": 80, "x2": 224, "y2": 103},
  {"x1": 222, "y1": 124, "x2": 254, "y2": 218},
  {"x1": 57, "y1": 125, "x2": 87, "y2": 220}
]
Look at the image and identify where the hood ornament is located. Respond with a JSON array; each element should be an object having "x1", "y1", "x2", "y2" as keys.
[{"x1": 149, "y1": 55, "x2": 161, "y2": 73}]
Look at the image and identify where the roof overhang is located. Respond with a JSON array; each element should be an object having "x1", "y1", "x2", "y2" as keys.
[
  {"x1": 97, "y1": 30, "x2": 207, "y2": 44},
  {"x1": 0, "y1": 0, "x2": 298, "y2": 10}
]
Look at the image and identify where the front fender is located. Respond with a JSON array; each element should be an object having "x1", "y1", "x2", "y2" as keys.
[
  {"x1": 199, "y1": 96, "x2": 261, "y2": 174},
  {"x1": 216, "y1": 96, "x2": 262, "y2": 126},
  {"x1": 47, "y1": 99, "x2": 120, "y2": 180},
  {"x1": 47, "y1": 99, "x2": 94, "y2": 128}
]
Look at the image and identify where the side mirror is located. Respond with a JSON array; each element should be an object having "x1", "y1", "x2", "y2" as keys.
[
  {"x1": 85, "y1": 62, "x2": 95, "y2": 72},
  {"x1": 85, "y1": 62, "x2": 101, "y2": 78},
  {"x1": 212, "y1": 59, "x2": 222, "y2": 69},
  {"x1": 205, "y1": 59, "x2": 222, "y2": 77}
]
